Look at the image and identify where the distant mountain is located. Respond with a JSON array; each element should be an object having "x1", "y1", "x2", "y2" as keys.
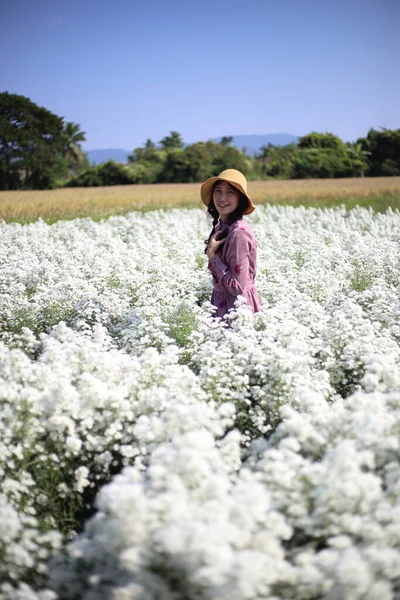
[{"x1": 86, "y1": 134, "x2": 298, "y2": 165}]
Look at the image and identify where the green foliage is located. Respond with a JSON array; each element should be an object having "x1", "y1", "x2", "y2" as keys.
[
  {"x1": 345, "y1": 142, "x2": 370, "y2": 177},
  {"x1": 358, "y1": 128, "x2": 400, "y2": 176},
  {"x1": 258, "y1": 143, "x2": 298, "y2": 179},
  {"x1": 381, "y1": 159, "x2": 400, "y2": 176},
  {"x1": 125, "y1": 136, "x2": 257, "y2": 185},
  {"x1": 65, "y1": 165, "x2": 103, "y2": 187},
  {"x1": 291, "y1": 148, "x2": 355, "y2": 179},
  {"x1": 97, "y1": 161, "x2": 136, "y2": 185},
  {"x1": 129, "y1": 161, "x2": 162, "y2": 183},
  {"x1": 65, "y1": 160, "x2": 141, "y2": 187},
  {"x1": 128, "y1": 138, "x2": 163, "y2": 165},
  {"x1": 2, "y1": 91, "x2": 398, "y2": 188},
  {"x1": 62, "y1": 121, "x2": 87, "y2": 175},
  {"x1": 166, "y1": 304, "x2": 198, "y2": 350},
  {"x1": 257, "y1": 130, "x2": 394, "y2": 180},
  {"x1": 298, "y1": 132, "x2": 347, "y2": 152},
  {"x1": 289, "y1": 133, "x2": 357, "y2": 179},
  {"x1": 156, "y1": 144, "x2": 212, "y2": 183},
  {"x1": 0, "y1": 92, "x2": 67, "y2": 190},
  {"x1": 220, "y1": 136, "x2": 233, "y2": 146},
  {"x1": 213, "y1": 143, "x2": 252, "y2": 176},
  {"x1": 160, "y1": 130, "x2": 184, "y2": 151},
  {"x1": 0, "y1": 94, "x2": 88, "y2": 190},
  {"x1": 350, "y1": 260, "x2": 374, "y2": 292}
]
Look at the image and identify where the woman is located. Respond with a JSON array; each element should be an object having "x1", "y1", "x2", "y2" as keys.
[{"x1": 201, "y1": 169, "x2": 261, "y2": 318}]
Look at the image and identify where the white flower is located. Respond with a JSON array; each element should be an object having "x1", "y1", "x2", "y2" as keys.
[{"x1": 2, "y1": 205, "x2": 400, "y2": 597}]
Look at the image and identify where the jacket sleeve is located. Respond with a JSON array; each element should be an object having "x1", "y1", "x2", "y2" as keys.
[{"x1": 208, "y1": 229, "x2": 252, "y2": 297}]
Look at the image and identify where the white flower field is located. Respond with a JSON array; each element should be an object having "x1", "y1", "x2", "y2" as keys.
[{"x1": 1, "y1": 204, "x2": 400, "y2": 599}]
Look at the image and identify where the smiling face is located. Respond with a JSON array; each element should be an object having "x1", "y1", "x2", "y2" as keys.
[{"x1": 212, "y1": 181, "x2": 240, "y2": 221}]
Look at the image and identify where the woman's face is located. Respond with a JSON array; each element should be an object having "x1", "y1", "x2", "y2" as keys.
[{"x1": 212, "y1": 181, "x2": 240, "y2": 220}]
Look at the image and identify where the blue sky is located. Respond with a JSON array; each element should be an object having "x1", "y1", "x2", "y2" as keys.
[{"x1": 1, "y1": 0, "x2": 399, "y2": 150}]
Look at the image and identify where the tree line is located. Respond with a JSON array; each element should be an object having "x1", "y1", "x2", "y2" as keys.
[{"x1": 1, "y1": 92, "x2": 399, "y2": 190}]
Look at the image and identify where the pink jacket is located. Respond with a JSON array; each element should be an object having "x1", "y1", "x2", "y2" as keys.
[{"x1": 208, "y1": 219, "x2": 261, "y2": 318}]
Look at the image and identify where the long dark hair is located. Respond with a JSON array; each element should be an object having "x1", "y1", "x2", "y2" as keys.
[{"x1": 204, "y1": 181, "x2": 249, "y2": 254}]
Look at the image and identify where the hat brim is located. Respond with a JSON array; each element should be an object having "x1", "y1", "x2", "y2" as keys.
[{"x1": 200, "y1": 176, "x2": 255, "y2": 215}]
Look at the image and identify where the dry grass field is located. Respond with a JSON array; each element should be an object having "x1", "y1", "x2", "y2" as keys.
[{"x1": 1, "y1": 177, "x2": 400, "y2": 223}]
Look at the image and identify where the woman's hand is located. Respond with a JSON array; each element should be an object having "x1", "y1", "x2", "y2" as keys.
[{"x1": 206, "y1": 233, "x2": 226, "y2": 259}]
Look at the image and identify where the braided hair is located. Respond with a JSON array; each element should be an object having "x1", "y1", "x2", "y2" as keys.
[{"x1": 204, "y1": 182, "x2": 249, "y2": 254}]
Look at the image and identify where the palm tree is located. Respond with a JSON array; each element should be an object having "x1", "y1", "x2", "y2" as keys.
[{"x1": 63, "y1": 122, "x2": 87, "y2": 169}]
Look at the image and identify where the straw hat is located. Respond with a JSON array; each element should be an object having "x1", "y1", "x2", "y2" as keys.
[{"x1": 200, "y1": 169, "x2": 255, "y2": 215}]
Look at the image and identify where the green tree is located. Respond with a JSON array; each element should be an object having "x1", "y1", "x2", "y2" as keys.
[
  {"x1": 0, "y1": 92, "x2": 67, "y2": 189},
  {"x1": 142, "y1": 138, "x2": 159, "y2": 163},
  {"x1": 298, "y1": 132, "x2": 346, "y2": 152},
  {"x1": 128, "y1": 138, "x2": 161, "y2": 164},
  {"x1": 127, "y1": 138, "x2": 166, "y2": 183},
  {"x1": 159, "y1": 130, "x2": 184, "y2": 151},
  {"x1": 291, "y1": 148, "x2": 354, "y2": 179},
  {"x1": 156, "y1": 149, "x2": 189, "y2": 183},
  {"x1": 345, "y1": 142, "x2": 370, "y2": 177},
  {"x1": 65, "y1": 165, "x2": 103, "y2": 187},
  {"x1": 213, "y1": 144, "x2": 251, "y2": 175},
  {"x1": 66, "y1": 160, "x2": 139, "y2": 187},
  {"x1": 220, "y1": 136, "x2": 233, "y2": 146},
  {"x1": 144, "y1": 138, "x2": 156, "y2": 151},
  {"x1": 358, "y1": 128, "x2": 400, "y2": 176},
  {"x1": 157, "y1": 142, "x2": 214, "y2": 183},
  {"x1": 295, "y1": 133, "x2": 355, "y2": 179},
  {"x1": 257, "y1": 143, "x2": 298, "y2": 179},
  {"x1": 64, "y1": 121, "x2": 90, "y2": 173},
  {"x1": 63, "y1": 121, "x2": 87, "y2": 166},
  {"x1": 97, "y1": 160, "x2": 136, "y2": 185},
  {"x1": 128, "y1": 146, "x2": 145, "y2": 163}
]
